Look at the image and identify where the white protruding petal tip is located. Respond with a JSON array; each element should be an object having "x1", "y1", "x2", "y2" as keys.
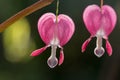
[
  {"x1": 47, "y1": 56, "x2": 58, "y2": 68},
  {"x1": 94, "y1": 47, "x2": 105, "y2": 57}
]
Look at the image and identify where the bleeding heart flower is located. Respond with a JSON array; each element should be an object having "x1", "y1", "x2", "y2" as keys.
[
  {"x1": 31, "y1": 13, "x2": 75, "y2": 68},
  {"x1": 82, "y1": 5, "x2": 117, "y2": 57}
]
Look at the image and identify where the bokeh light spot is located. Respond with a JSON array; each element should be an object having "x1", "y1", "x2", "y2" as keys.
[{"x1": 3, "y1": 18, "x2": 36, "y2": 63}]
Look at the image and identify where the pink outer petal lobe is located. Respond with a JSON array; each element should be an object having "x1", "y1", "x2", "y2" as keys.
[
  {"x1": 57, "y1": 14, "x2": 75, "y2": 46},
  {"x1": 101, "y1": 5, "x2": 117, "y2": 36},
  {"x1": 38, "y1": 13, "x2": 56, "y2": 45},
  {"x1": 83, "y1": 5, "x2": 101, "y2": 36}
]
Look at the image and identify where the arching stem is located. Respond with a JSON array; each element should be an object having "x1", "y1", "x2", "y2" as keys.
[{"x1": 0, "y1": 0, "x2": 54, "y2": 32}]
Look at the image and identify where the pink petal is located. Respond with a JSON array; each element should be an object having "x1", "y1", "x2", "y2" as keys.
[
  {"x1": 83, "y1": 5, "x2": 101, "y2": 36},
  {"x1": 38, "y1": 13, "x2": 75, "y2": 46},
  {"x1": 58, "y1": 50, "x2": 64, "y2": 65},
  {"x1": 82, "y1": 37, "x2": 92, "y2": 52},
  {"x1": 106, "y1": 40, "x2": 112, "y2": 56},
  {"x1": 38, "y1": 13, "x2": 56, "y2": 45},
  {"x1": 83, "y1": 5, "x2": 117, "y2": 36},
  {"x1": 30, "y1": 46, "x2": 47, "y2": 56},
  {"x1": 57, "y1": 14, "x2": 75, "y2": 46},
  {"x1": 101, "y1": 5, "x2": 117, "y2": 36}
]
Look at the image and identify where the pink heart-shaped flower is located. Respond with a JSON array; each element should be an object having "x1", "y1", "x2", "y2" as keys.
[
  {"x1": 82, "y1": 5, "x2": 117, "y2": 57},
  {"x1": 31, "y1": 13, "x2": 75, "y2": 68}
]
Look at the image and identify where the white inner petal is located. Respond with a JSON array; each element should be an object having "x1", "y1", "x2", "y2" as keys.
[
  {"x1": 94, "y1": 29, "x2": 105, "y2": 57},
  {"x1": 47, "y1": 45, "x2": 58, "y2": 68},
  {"x1": 96, "y1": 29, "x2": 105, "y2": 37},
  {"x1": 47, "y1": 37, "x2": 60, "y2": 68},
  {"x1": 94, "y1": 47, "x2": 105, "y2": 57},
  {"x1": 50, "y1": 37, "x2": 59, "y2": 46}
]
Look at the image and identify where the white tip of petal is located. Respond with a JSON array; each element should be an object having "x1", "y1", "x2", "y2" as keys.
[
  {"x1": 94, "y1": 47, "x2": 105, "y2": 57},
  {"x1": 47, "y1": 56, "x2": 58, "y2": 68}
]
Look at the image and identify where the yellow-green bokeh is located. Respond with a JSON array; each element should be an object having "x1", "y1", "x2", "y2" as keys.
[{"x1": 3, "y1": 18, "x2": 36, "y2": 63}]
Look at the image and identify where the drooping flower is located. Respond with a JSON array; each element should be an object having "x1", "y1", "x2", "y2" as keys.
[
  {"x1": 82, "y1": 5, "x2": 117, "y2": 57},
  {"x1": 31, "y1": 13, "x2": 75, "y2": 68}
]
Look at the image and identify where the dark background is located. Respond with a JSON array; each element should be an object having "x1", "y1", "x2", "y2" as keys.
[{"x1": 0, "y1": 0, "x2": 120, "y2": 80}]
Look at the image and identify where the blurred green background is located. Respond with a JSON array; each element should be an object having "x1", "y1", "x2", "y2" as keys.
[{"x1": 0, "y1": 0, "x2": 120, "y2": 80}]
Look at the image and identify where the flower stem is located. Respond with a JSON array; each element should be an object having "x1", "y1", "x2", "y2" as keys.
[
  {"x1": 100, "y1": 0, "x2": 104, "y2": 9},
  {"x1": 56, "y1": 0, "x2": 59, "y2": 23},
  {"x1": 0, "y1": 0, "x2": 54, "y2": 32}
]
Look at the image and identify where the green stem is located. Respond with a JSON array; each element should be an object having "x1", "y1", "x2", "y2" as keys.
[
  {"x1": 0, "y1": 0, "x2": 54, "y2": 32},
  {"x1": 56, "y1": 0, "x2": 59, "y2": 23}
]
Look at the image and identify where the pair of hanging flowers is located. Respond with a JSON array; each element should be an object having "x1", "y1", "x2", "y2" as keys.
[{"x1": 31, "y1": 0, "x2": 117, "y2": 68}]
